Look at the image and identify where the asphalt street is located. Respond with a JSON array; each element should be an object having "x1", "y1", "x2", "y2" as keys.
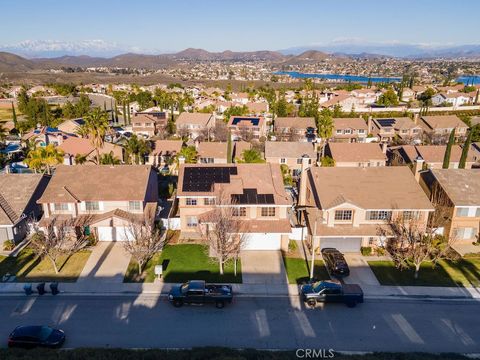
[{"x1": 0, "y1": 295, "x2": 479, "y2": 353}]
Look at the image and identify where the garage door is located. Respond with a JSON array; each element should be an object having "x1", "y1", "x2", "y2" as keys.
[
  {"x1": 319, "y1": 237, "x2": 362, "y2": 253},
  {"x1": 242, "y1": 233, "x2": 282, "y2": 250},
  {"x1": 97, "y1": 226, "x2": 130, "y2": 241}
]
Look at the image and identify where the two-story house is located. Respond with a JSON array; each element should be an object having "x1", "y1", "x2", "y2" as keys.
[
  {"x1": 37, "y1": 165, "x2": 158, "y2": 241},
  {"x1": 332, "y1": 118, "x2": 368, "y2": 143},
  {"x1": 265, "y1": 141, "x2": 316, "y2": 176},
  {"x1": 227, "y1": 116, "x2": 267, "y2": 141},
  {"x1": 146, "y1": 140, "x2": 183, "y2": 168},
  {"x1": 420, "y1": 169, "x2": 480, "y2": 244},
  {"x1": 324, "y1": 142, "x2": 387, "y2": 167},
  {"x1": 58, "y1": 137, "x2": 124, "y2": 165},
  {"x1": 389, "y1": 145, "x2": 475, "y2": 169},
  {"x1": 131, "y1": 113, "x2": 167, "y2": 137},
  {"x1": 197, "y1": 141, "x2": 251, "y2": 164},
  {"x1": 176, "y1": 163, "x2": 292, "y2": 250},
  {"x1": 419, "y1": 115, "x2": 468, "y2": 143},
  {"x1": 298, "y1": 165, "x2": 434, "y2": 252},
  {"x1": 176, "y1": 112, "x2": 215, "y2": 139},
  {"x1": 274, "y1": 117, "x2": 316, "y2": 142},
  {"x1": 370, "y1": 117, "x2": 423, "y2": 143}
]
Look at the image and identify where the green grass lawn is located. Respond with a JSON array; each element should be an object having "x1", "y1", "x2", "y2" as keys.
[
  {"x1": 124, "y1": 244, "x2": 242, "y2": 283},
  {"x1": 0, "y1": 249, "x2": 91, "y2": 282},
  {"x1": 368, "y1": 257, "x2": 480, "y2": 287},
  {"x1": 282, "y1": 256, "x2": 329, "y2": 284}
]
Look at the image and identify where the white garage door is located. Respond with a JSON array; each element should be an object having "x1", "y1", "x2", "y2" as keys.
[
  {"x1": 242, "y1": 233, "x2": 282, "y2": 251},
  {"x1": 319, "y1": 237, "x2": 362, "y2": 253},
  {"x1": 97, "y1": 226, "x2": 130, "y2": 241}
]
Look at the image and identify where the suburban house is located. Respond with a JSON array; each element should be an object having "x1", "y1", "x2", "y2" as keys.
[
  {"x1": 22, "y1": 126, "x2": 73, "y2": 147},
  {"x1": 57, "y1": 118, "x2": 85, "y2": 135},
  {"x1": 274, "y1": 117, "x2": 316, "y2": 142},
  {"x1": 389, "y1": 145, "x2": 475, "y2": 169},
  {"x1": 471, "y1": 142, "x2": 480, "y2": 164},
  {"x1": 37, "y1": 165, "x2": 158, "y2": 241},
  {"x1": 131, "y1": 113, "x2": 167, "y2": 137},
  {"x1": 264, "y1": 141, "x2": 316, "y2": 176},
  {"x1": 58, "y1": 137, "x2": 124, "y2": 165},
  {"x1": 369, "y1": 117, "x2": 423, "y2": 143},
  {"x1": 420, "y1": 169, "x2": 480, "y2": 244},
  {"x1": 324, "y1": 142, "x2": 387, "y2": 167},
  {"x1": 176, "y1": 112, "x2": 215, "y2": 139},
  {"x1": 227, "y1": 116, "x2": 267, "y2": 141},
  {"x1": 431, "y1": 93, "x2": 471, "y2": 107},
  {"x1": 298, "y1": 165, "x2": 434, "y2": 252},
  {"x1": 419, "y1": 115, "x2": 468, "y2": 143},
  {"x1": 146, "y1": 140, "x2": 183, "y2": 168},
  {"x1": 197, "y1": 141, "x2": 251, "y2": 164},
  {"x1": 0, "y1": 174, "x2": 50, "y2": 246},
  {"x1": 176, "y1": 163, "x2": 292, "y2": 250},
  {"x1": 332, "y1": 118, "x2": 368, "y2": 143}
]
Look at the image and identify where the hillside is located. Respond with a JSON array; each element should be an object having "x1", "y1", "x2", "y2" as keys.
[{"x1": 0, "y1": 52, "x2": 36, "y2": 72}]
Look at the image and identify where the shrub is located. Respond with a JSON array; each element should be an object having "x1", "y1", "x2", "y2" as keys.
[
  {"x1": 3, "y1": 240, "x2": 15, "y2": 251},
  {"x1": 361, "y1": 246, "x2": 372, "y2": 256},
  {"x1": 86, "y1": 234, "x2": 98, "y2": 247},
  {"x1": 288, "y1": 240, "x2": 298, "y2": 252},
  {"x1": 375, "y1": 247, "x2": 386, "y2": 256}
]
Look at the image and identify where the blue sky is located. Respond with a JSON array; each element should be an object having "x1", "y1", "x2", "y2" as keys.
[{"x1": 2, "y1": 0, "x2": 480, "y2": 53}]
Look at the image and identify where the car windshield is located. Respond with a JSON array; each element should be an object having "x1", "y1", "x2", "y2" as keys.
[
  {"x1": 37, "y1": 326, "x2": 53, "y2": 342},
  {"x1": 312, "y1": 282, "x2": 324, "y2": 292}
]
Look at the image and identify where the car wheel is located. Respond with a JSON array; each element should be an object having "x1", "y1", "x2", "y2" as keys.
[
  {"x1": 306, "y1": 299, "x2": 316, "y2": 308},
  {"x1": 173, "y1": 300, "x2": 183, "y2": 307},
  {"x1": 215, "y1": 301, "x2": 225, "y2": 309}
]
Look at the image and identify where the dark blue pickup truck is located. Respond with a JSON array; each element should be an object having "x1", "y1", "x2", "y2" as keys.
[
  {"x1": 300, "y1": 281, "x2": 363, "y2": 308},
  {"x1": 168, "y1": 280, "x2": 233, "y2": 309}
]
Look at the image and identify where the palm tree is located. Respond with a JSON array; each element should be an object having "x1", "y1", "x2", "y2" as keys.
[
  {"x1": 83, "y1": 108, "x2": 109, "y2": 164},
  {"x1": 25, "y1": 144, "x2": 64, "y2": 174},
  {"x1": 125, "y1": 135, "x2": 151, "y2": 164},
  {"x1": 99, "y1": 151, "x2": 121, "y2": 165},
  {"x1": 75, "y1": 124, "x2": 90, "y2": 138},
  {"x1": 74, "y1": 153, "x2": 88, "y2": 165},
  {"x1": 175, "y1": 146, "x2": 198, "y2": 165},
  {"x1": 237, "y1": 149, "x2": 265, "y2": 163}
]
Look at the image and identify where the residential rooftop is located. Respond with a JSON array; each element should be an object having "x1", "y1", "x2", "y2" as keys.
[
  {"x1": 265, "y1": 141, "x2": 316, "y2": 159},
  {"x1": 429, "y1": 169, "x2": 480, "y2": 206},
  {"x1": 326, "y1": 142, "x2": 386, "y2": 163}
]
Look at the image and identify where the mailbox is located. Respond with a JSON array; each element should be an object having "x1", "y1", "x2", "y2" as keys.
[{"x1": 154, "y1": 265, "x2": 163, "y2": 279}]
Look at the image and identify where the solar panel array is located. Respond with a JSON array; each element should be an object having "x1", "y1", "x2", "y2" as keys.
[
  {"x1": 231, "y1": 117, "x2": 260, "y2": 126},
  {"x1": 377, "y1": 118, "x2": 396, "y2": 127},
  {"x1": 182, "y1": 167, "x2": 237, "y2": 192},
  {"x1": 231, "y1": 188, "x2": 275, "y2": 205}
]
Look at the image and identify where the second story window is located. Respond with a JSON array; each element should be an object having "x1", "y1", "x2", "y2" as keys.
[
  {"x1": 402, "y1": 211, "x2": 419, "y2": 220},
  {"x1": 261, "y1": 207, "x2": 276, "y2": 217},
  {"x1": 366, "y1": 210, "x2": 392, "y2": 221},
  {"x1": 186, "y1": 198, "x2": 197, "y2": 206},
  {"x1": 128, "y1": 201, "x2": 142, "y2": 211},
  {"x1": 358, "y1": 129, "x2": 366, "y2": 134},
  {"x1": 204, "y1": 198, "x2": 215, "y2": 205},
  {"x1": 334, "y1": 210, "x2": 353, "y2": 221},
  {"x1": 280, "y1": 158, "x2": 286, "y2": 164},
  {"x1": 85, "y1": 201, "x2": 100, "y2": 211},
  {"x1": 54, "y1": 203, "x2": 69, "y2": 211},
  {"x1": 233, "y1": 207, "x2": 247, "y2": 217},
  {"x1": 456, "y1": 207, "x2": 470, "y2": 217}
]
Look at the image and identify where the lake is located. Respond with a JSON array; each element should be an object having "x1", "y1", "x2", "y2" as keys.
[
  {"x1": 273, "y1": 71, "x2": 401, "y2": 83},
  {"x1": 457, "y1": 75, "x2": 480, "y2": 85}
]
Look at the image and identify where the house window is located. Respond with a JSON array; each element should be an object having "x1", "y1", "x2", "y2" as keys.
[
  {"x1": 358, "y1": 129, "x2": 365, "y2": 134},
  {"x1": 366, "y1": 210, "x2": 392, "y2": 221},
  {"x1": 344, "y1": 129, "x2": 352, "y2": 134},
  {"x1": 233, "y1": 207, "x2": 247, "y2": 217},
  {"x1": 476, "y1": 208, "x2": 480, "y2": 217},
  {"x1": 280, "y1": 158, "x2": 286, "y2": 164},
  {"x1": 453, "y1": 227, "x2": 476, "y2": 240},
  {"x1": 200, "y1": 157, "x2": 214, "y2": 164},
  {"x1": 334, "y1": 210, "x2": 353, "y2": 221},
  {"x1": 85, "y1": 201, "x2": 100, "y2": 211},
  {"x1": 402, "y1": 211, "x2": 419, "y2": 220},
  {"x1": 128, "y1": 201, "x2": 142, "y2": 211},
  {"x1": 186, "y1": 198, "x2": 197, "y2": 206},
  {"x1": 336, "y1": 129, "x2": 342, "y2": 135},
  {"x1": 368, "y1": 237, "x2": 375, "y2": 245},
  {"x1": 456, "y1": 207, "x2": 470, "y2": 217},
  {"x1": 261, "y1": 207, "x2": 276, "y2": 217},
  {"x1": 54, "y1": 203, "x2": 69, "y2": 211},
  {"x1": 204, "y1": 198, "x2": 215, "y2": 205},
  {"x1": 186, "y1": 216, "x2": 198, "y2": 227}
]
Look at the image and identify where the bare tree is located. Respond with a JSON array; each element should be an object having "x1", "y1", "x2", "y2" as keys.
[
  {"x1": 238, "y1": 126, "x2": 253, "y2": 142},
  {"x1": 380, "y1": 212, "x2": 457, "y2": 279},
  {"x1": 176, "y1": 126, "x2": 190, "y2": 140},
  {"x1": 198, "y1": 190, "x2": 246, "y2": 276},
  {"x1": 29, "y1": 216, "x2": 91, "y2": 274},
  {"x1": 212, "y1": 122, "x2": 228, "y2": 142},
  {"x1": 123, "y1": 211, "x2": 165, "y2": 276}
]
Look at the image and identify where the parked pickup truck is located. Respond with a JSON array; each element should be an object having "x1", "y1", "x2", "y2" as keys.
[
  {"x1": 168, "y1": 280, "x2": 233, "y2": 309},
  {"x1": 300, "y1": 281, "x2": 363, "y2": 308}
]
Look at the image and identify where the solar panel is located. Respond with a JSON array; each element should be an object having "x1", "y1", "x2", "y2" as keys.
[
  {"x1": 231, "y1": 189, "x2": 275, "y2": 205},
  {"x1": 182, "y1": 167, "x2": 236, "y2": 192},
  {"x1": 231, "y1": 117, "x2": 260, "y2": 126},
  {"x1": 377, "y1": 118, "x2": 396, "y2": 127}
]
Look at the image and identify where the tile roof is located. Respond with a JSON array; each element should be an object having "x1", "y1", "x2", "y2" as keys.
[
  {"x1": 150, "y1": 140, "x2": 183, "y2": 156},
  {"x1": 275, "y1": 117, "x2": 315, "y2": 129},
  {"x1": 326, "y1": 142, "x2": 387, "y2": 163},
  {"x1": 430, "y1": 169, "x2": 480, "y2": 206},
  {"x1": 265, "y1": 141, "x2": 316, "y2": 159},
  {"x1": 333, "y1": 117, "x2": 368, "y2": 130},
  {"x1": 176, "y1": 112, "x2": 213, "y2": 126},
  {"x1": 420, "y1": 115, "x2": 467, "y2": 130}
]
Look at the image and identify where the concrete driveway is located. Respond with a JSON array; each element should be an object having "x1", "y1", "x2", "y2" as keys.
[
  {"x1": 342, "y1": 254, "x2": 380, "y2": 286},
  {"x1": 240, "y1": 251, "x2": 287, "y2": 285},
  {"x1": 77, "y1": 242, "x2": 132, "y2": 283}
]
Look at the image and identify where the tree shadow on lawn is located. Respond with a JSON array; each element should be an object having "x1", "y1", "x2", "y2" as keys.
[
  {"x1": 0, "y1": 251, "x2": 40, "y2": 280},
  {"x1": 445, "y1": 258, "x2": 480, "y2": 287}
]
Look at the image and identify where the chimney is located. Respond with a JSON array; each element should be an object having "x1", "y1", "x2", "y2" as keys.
[
  {"x1": 413, "y1": 156, "x2": 425, "y2": 182},
  {"x1": 298, "y1": 155, "x2": 311, "y2": 207},
  {"x1": 413, "y1": 113, "x2": 419, "y2": 125},
  {"x1": 381, "y1": 142, "x2": 387, "y2": 154},
  {"x1": 367, "y1": 116, "x2": 372, "y2": 133}
]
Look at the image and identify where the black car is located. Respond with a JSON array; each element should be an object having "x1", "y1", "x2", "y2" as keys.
[
  {"x1": 300, "y1": 281, "x2": 363, "y2": 308},
  {"x1": 8, "y1": 326, "x2": 65, "y2": 349},
  {"x1": 321, "y1": 248, "x2": 350, "y2": 277},
  {"x1": 168, "y1": 280, "x2": 233, "y2": 309}
]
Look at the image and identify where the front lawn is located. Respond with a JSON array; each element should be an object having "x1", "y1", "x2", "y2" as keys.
[
  {"x1": 124, "y1": 244, "x2": 242, "y2": 283},
  {"x1": 282, "y1": 256, "x2": 329, "y2": 284},
  {"x1": 368, "y1": 257, "x2": 480, "y2": 287},
  {"x1": 0, "y1": 249, "x2": 91, "y2": 282}
]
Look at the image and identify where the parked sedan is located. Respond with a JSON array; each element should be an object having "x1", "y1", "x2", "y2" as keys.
[
  {"x1": 321, "y1": 248, "x2": 350, "y2": 277},
  {"x1": 8, "y1": 326, "x2": 65, "y2": 349}
]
